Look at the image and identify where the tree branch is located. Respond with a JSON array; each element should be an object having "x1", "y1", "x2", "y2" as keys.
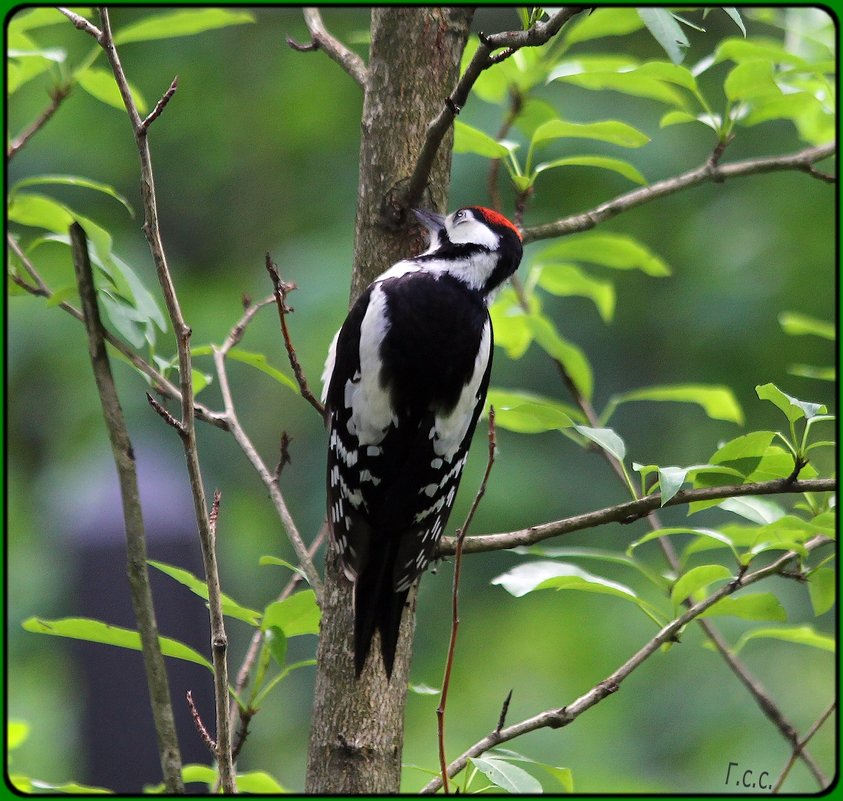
[
  {"x1": 69, "y1": 222, "x2": 184, "y2": 793},
  {"x1": 521, "y1": 142, "x2": 836, "y2": 243},
  {"x1": 287, "y1": 7, "x2": 368, "y2": 89},
  {"x1": 7, "y1": 83, "x2": 72, "y2": 161},
  {"x1": 96, "y1": 7, "x2": 235, "y2": 791},
  {"x1": 438, "y1": 408, "x2": 497, "y2": 793},
  {"x1": 421, "y1": 536, "x2": 829, "y2": 793},
  {"x1": 264, "y1": 254, "x2": 326, "y2": 420},
  {"x1": 404, "y1": 7, "x2": 585, "y2": 210},
  {"x1": 772, "y1": 700, "x2": 836, "y2": 792},
  {"x1": 58, "y1": 6, "x2": 102, "y2": 40},
  {"x1": 438, "y1": 478, "x2": 835, "y2": 556},
  {"x1": 211, "y1": 344, "x2": 324, "y2": 598}
]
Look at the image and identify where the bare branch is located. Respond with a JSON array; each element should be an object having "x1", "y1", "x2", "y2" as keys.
[
  {"x1": 287, "y1": 7, "x2": 368, "y2": 89},
  {"x1": 141, "y1": 76, "x2": 179, "y2": 132},
  {"x1": 58, "y1": 6, "x2": 102, "y2": 39},
  {"x1": 772, "y1": 701, "x2": 836, "y2": 792},
  {"x1": 404, "y1": 7, "x2": 585, "y2": 209},
  {"x1": 69, "y1": 223, "x2": 185, "y2": 793},
  {"x1": 438, "y1": 478, "x2": 835, "y2": 556},
  {"x1": 438, "y1": 408, "x2": 497, "y2": 793},
  {"x1": 7, "y1": 84, "x2": 72, "y2": 160},
  {"x1": 186, "y1": 690, "x2": 216, "y2": 753},
  {"x1": 212, "y1": 345, "x2": 324, "y2": 597},
  {"x1": 421, "y1": 536, "x2": 828, "y2": 792},
  {"x1": 96, "y1": 8, "x2": 236, "y2": 790},
  {"x1": 265, "y1": 253, "x2": 327, "y2": 420},
  {"x1": 521, "y1": 142, "x2": 836, "y2": 243}
]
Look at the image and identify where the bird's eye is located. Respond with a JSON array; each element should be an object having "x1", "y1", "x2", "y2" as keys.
[{"x1": 453, "y1": 209, "x2": 466, "y2": 222}]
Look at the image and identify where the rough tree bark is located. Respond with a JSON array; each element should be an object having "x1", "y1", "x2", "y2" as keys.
[{"x1": 305, "y1": 7, "x2": 473, "y2": 793}]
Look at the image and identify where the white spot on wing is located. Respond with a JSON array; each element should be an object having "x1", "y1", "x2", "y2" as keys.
[{"x1": 432, "y1": 320, "x2": 491, "y2": 460}]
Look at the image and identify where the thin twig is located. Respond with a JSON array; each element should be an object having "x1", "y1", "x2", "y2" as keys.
[
  {"x1": 7, "y1": 84, "x2": 72, "y2": 160},
  {"x1": 141, "y1": 76, "x2": 179, "y2": 131},
  {"x1": 186, "y1": 690, "x2": 217, "y2": 753},
  {"x1": 521, "y1": 142, "x2": 836, "y2": 243},
  {"x1": 437, "y1": 478, "x2": 835, "y2": 555},
  {"x1": 69, "y1": 222, "x2": 184, "y2": 793},
  {"x1": 211, "y1": 345, "x2": 324, "y2": 597},
  {"x1": 404, "y1": 7, "x2": 585, "y2": 209},
  {"x1": 58, "y1": 6, "x2": 102, "y2": 39},
  {"x1": 287, "y1": 8, "x2": 368, "y2": 88},
  {"x1": 421, "y1": 536, "x2": 828, "y2": 792},
  {"x1": 772, "y1": 701, "x2": 836, "y2": 792},
  {"x1": 437, "y1": 409, "x2": 497, "y2": 794},
  {"x1": 227, "y1": 524, "x2": 327, "y2": 755},
  {"x1": 264, "y1": 253, "x2": 326, "y2": 420},
  {"x1": 96, "y1": 7, "x2": 236, "y2": 791}
]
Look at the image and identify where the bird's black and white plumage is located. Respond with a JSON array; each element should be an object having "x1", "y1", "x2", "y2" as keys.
[{"x1": 322, "y1": 206, "x2": 523, "y2": 678}]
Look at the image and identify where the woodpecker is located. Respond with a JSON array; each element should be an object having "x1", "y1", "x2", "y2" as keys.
[{"x1": 322, "y1": 206, "x2": 523, "y2": 678}]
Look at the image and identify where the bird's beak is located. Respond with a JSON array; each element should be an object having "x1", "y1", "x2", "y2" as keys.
[{"x1": 412, "y1": 208, "x2": 446, "y2": 234}]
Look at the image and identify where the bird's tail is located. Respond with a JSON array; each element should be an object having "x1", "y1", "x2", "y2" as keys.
[{"x1": 353, "y1": 539, "x2": 409, "y2": 679}]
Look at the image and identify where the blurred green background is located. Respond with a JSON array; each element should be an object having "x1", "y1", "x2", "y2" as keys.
[{"x1": 7, "y1": 6, "x2": 836, "y2": 794}]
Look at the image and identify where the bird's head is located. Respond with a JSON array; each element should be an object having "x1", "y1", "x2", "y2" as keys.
[{"x1": 412, "y1": 206, "x2": 523, "y2": 295}]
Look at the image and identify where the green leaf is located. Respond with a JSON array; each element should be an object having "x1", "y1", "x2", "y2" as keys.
[
  {"x1": 714, "y1": 37, "x2": 812, "y2": 71},
  {"x1": 787, "y1": 364, "x2": 835, "y2": 382},
  {"x1": 671, "y1": 564, "x2": 732, "y2": 606},
  {"x1": 700, "y1": 592, "x2": 786, "y2": 622},
  {"x1": 535, "y1": 155, "x2": 647, "y2": 186},
  {"x1": 718, "y1": 496, "x2": 785, "y2": 525},
  {"x1": 453, "y1": 120, "x2": 513, "y2": 159},
  {"x1": 224, "y1": 349, "x2": 298, "y2": 391},
  {"x1": 470, "y1": 757, "x2": 543, "y2": 794},
  {"x1": 562, "y1": 7, "x2": 644, "y2": 46},
  {"x1": 531, "y1": 118, "x2": 650, "y2": 148},
  {"x1": 656, "y1": 465, "x2": 693, "y2": 504},
  {"x1": 148, "y1": 560, "x2": 261, "y2": 625},
  {"x1": 98, "y1": 292, "x2": 148, "y2": 348},
  {"x1": 408, "y1": 682, "x2": 441, "y2": 696},
  {"x1": 489, "y1": 288, "x2": 533, "y2": 359},
  {"x1": 808, "y1": 567, "x2": 836, "y2": 616},
  {"x1": 485, "y1": 388, "x2": 577, "y2": 434},
  {"x1": 551, "y1": 66, "x2": 688, "y2": 107},
  {"x1": 113, "y1": 9, "x2": 255, "y2": 44},
  {"x1": 724, "y1": 60, "x2": 781, "y2": 102},
  {"x1": 235, "y1": 771, "x2": 287, "y2": 794},
  {"x1": 258, "y1": 555, "x2": 309, "y2": 582},
  {"x1": 262, "y1": 590, "x2": 320, "y2": 637},
  {"x1": 527, "y1": 315, "x2": 593, "y2": 399},
  {"x1": 264, "y1": 626, "x2": 287, "y2": 668},
  {"x1": 629, "y1": 527, "x2": 739, "y2": 562},
  {"x1": 533, "y1": 262, "x2": 616, "y2": 322},
  {"x1": 492, "y1": 561, "x2": 664, "y2": 623},
  {"x1": 8, "y1": 719, "x2": 30, "y2": 751},
  {"x1": 574, "y1": 425, "x2": 625, "y2": 461},
  {"x1": 732, "y1": 624, "x2": 835, "y2": 654},
  {"x1": 637, "y1": 8, "x2": 689, "y2": 65},
  {"x1": 779, "y1": 311, "x2": 834, "y2": 340},
  {"x1": 536, "y1": 233, "x2": 670, "y2": 276},
  {"x1": 660, "y1": 110, "x2": 722, "y2": 132},
  {"x1": 489, "y1": 749, "x2": 575, "y2": 794},
  {"x1": 11, "y1": 174, "x2": 134, "y2": 218},
  {"x1": 722, "y1": 8, "x2": 747, "y2": 36},
  {"x1": 75, "y1": 66, "x2": 148, "y2": 115},
  {"x1": 8, "y1": 191, "x2": 73, "y2": 231},
  {"x1": 21, "y1": 616, "x2": 213, "y2": 670},
  {"x1": 515, "y1": 545, "x2": 669, "y2": 590},
  {"x1": 756, "y1": 383, "x2": 827, "y2": 421},
  {"x1": 28, "y1": 780, "x2": 112, "y2": 795},
  {"x1": 634, "y1": 60, "x2": 699, "y2": 91},
  {"x1": 609, "y1": 384, "x2": 744, "y2": 424}
]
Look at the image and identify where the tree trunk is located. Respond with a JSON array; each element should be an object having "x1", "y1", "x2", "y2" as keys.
[{"x1": 305, "y1": 7, "x2": 473, "y2": 793}]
